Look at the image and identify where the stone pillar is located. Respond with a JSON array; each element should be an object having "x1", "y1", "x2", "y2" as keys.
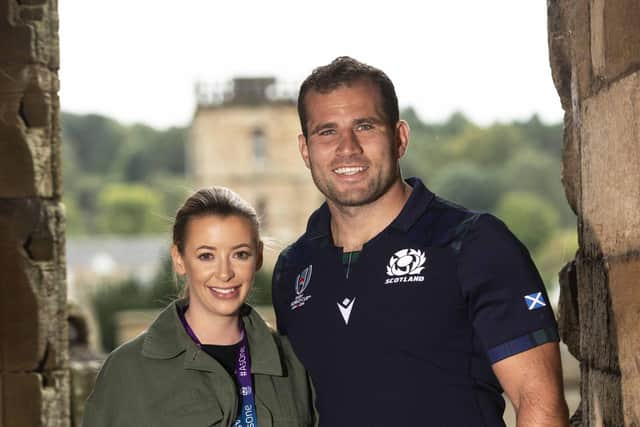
[
  {"x1": 548, "y1": 1, "x2": 640, "y2": 425},
  {"x1": 0, "y1": 0, "x2": 69, "y2": 426}
]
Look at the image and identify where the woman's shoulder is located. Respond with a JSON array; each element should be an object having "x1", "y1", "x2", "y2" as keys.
[{"x1": 94, "y1": 332, "x2": 148, "y2": 386}]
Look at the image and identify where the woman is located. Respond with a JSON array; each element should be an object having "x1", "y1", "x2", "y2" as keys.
[{"x1": 84, "y1": 187, "x2": 316, "y2": 427}]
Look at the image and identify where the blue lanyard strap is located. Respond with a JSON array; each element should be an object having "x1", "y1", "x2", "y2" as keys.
[
  {"x1": 233, "y1": 332, "x2": 258, "y2": 427},
  {"x1": 179, "y1": 309, "x2": 259, "y2": 427}
]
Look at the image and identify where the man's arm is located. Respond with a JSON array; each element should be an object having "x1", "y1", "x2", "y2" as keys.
[{"x1": 492, "y1": 342, "x2": 569, "y2": 427}]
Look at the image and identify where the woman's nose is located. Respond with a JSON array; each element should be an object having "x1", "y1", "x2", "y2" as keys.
[{"x1": 216, "y1": 259, "x2": 235, "y2": 282}]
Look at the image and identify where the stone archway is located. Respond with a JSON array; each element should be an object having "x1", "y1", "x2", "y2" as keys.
[
  {"x1": 0, "y1": 0, "x2": 69, "y2": 426},
  {"x1": 549, "y1": 0, "x2": 640, "y2": 425}
]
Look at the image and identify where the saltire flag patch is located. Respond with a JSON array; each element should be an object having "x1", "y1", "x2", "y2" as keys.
[{"x1": 524, "y1": 292, "x2": 547, "y2": 310}]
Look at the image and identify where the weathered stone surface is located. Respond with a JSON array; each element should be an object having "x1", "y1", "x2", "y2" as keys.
[
  {"x1": 0, "y1": 125, "x2": 37, "y2": 197},
  {"x1": 550, "y1": 0, "x2": 640, "y2": 423},
  {"x1": 575, "y1": 256, "x2": 619, "y2": 373},
  {"x1": 41, "y1": 370, "x2": 70, "y2": 427},
  {"x1": 19, "y1": 6, "x2": 44, "y2": 22},
  {"x1": 590, "y1": 0, "x2": 640, "y2": 84},
  {"x1": 0, "y1": 83, "x2": 59, "y2": 198},
  {"x1": 581, "y1": 366, "x2": 624, "y2": 427},
  {"x1": 547, "y1": 0, "x2": 572, "y2": 110},
  {"x1": 19, "y1": 0, "x2": 48, "y2": 7},
  {"x1": 570, "y1": 0, "x2": 594, "y2": 102},
  {"x1": 581, "y1": 72, "x2": 640, "y2": 258},
  {"x1": 607, "y1": 256, "x2": 640, "y2": 426},
  {"x1": 0, "y1": 199, "x2": 67, "y2": 373},
  {"x1": 2, "y1": 373, "x2": 41, "y2": 427},
  {"x1": 1, "y1": 0, "x2": 67, "y2": 424},
  {"x1": 558, "y1": 259, "x2": 580, "y2": 359},
  {"x1": 560, "y1": 112, "x2": 580, "y2": 215}
]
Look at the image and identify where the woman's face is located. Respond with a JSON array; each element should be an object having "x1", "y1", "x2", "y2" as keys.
[{"x1": 171, "y1": 214, "x2": 262, "y2": 320}]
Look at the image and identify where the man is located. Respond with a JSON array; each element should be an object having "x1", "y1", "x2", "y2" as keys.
[{"x1": 272, "y1": 56, "x2": 569, "y2": 426}]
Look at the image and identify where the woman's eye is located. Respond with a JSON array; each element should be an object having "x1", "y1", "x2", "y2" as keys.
[
  {"x1": 234, "y1": 251, "x2": 252, "y2": 260},
  {"x1": 197, "y1": 253, "x2": 213, "y2": 261}
]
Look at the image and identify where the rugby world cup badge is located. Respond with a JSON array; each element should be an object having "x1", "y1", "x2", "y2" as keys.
[
  {"x1": 290, "y1": 265, "x2": 313, "y2": 310},
  {"x1": 385, "y1": 248, "x2": 427, "y2": 284}
]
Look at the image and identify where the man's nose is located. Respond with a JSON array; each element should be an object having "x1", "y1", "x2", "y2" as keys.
[{"x1": 336, "y1": 129, "x2": 363, "y2": 156}]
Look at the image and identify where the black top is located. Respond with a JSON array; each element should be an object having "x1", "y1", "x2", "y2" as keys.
[{"x1": 201, "y1": 343, "x2": 240, "y2": 377}]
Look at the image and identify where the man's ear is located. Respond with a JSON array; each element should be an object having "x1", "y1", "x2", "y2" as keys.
[
  {"x1": 171, "y1": 244, "x2": 186, "y2": 275},
  {"x1": 298, "y1": 134, "x2": 311, "y2": 169},
  {"x1": 255, "y1": 241, "x2": 264, "y2": 271},
  {"x1": 395, "y1": 120, "x2": 410, "y2": 159}
]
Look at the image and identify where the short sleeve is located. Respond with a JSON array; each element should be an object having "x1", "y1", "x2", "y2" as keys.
[
  {"x1": 271, "y1": 253, "x2": 289, "y2": 335},
  {"x1": 457, "y1": 214, "x2": 558, "y2": 364}
]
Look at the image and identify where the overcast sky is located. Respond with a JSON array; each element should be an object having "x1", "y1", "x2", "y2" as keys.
[{"x1": 58, "y1": 1, "x2": 562, "y2": 130}]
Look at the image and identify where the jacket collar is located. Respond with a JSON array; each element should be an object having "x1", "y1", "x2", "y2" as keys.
[
  {"x1": 305, "y1": 177, "x2": 435, "y2": 240},
  {"x1": 141, "y1": 299, "x2": 283, "y2": 376}
]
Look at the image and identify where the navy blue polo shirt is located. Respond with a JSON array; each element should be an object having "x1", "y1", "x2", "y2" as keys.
[{"x1": 272, "y1": 178, "x2": 558, "y2": 427}]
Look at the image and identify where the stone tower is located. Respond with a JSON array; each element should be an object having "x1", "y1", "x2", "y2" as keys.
[
  {"x1": 548, "y1": 0, "x2": 640, "y2": 425},
  {"x1": 189, "y1": 77, "x2": 322, "y2": 265},
  {"x1": 0, "y1": 0, "x2": 69, "y2": 426}
]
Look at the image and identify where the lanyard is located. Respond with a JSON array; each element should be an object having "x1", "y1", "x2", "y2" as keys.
[{"x1": 179, "y1": 309, "x2": 259, "y2": 427}]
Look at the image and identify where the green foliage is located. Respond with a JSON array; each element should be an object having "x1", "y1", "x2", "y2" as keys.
[
  {"x1": 110, "y1": 124, "x2": 186, "y2": 182},
  {"x1": 501, "y1": 149, "x2": 574, "y2": 226},
  {"x1": 533, "y1": 229, "x2": 578, "y2": 287},
  {"x1": 91, "y1": 278, "x2": 148, "y2": 352},
  {"x1": 248, "y1": 269, "x2": 273, "y2": 306},
  {"x1": 62, "y1": 113, "x2": 186, "y2": 236},
  {"x1": 495, "y1": 191, "x2": 560, "y2": 252},
  {"x1": 97, "y1": 184, "x2": 166, "y2": 234},
  {"x1": 430, "y1": 162, "x2": 504, "y2": 211},
  {"x1": 91, "y1": 255, "x2": 178, "y2": 351},
  {"x1": 447, "y1": 124, "x2": 530, "y2": 167},
  {"x1": 62, "y1": 194, "x2": 86, "y2": 234},
  {"x1": 62, "y1": 113, "x2": 125, "y2": 174},
  {"x1": 513, "y1": 114, "x2": 563, "y2": 156}
]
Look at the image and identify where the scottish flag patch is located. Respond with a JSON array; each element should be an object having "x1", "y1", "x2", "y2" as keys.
[{"x1": 524, "y1": 292, "x2": 547, "y2": 310}]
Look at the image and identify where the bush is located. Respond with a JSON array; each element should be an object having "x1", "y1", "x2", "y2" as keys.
[
  {"x1": 430, "y1": 162, "x2": 503, "y2": 211},
  {"x1": 97, "y1": 184, "x2": 166, "y2": 234},
  {"x1": 495, "y1": 191, "x2": 560, "y2": 252}
]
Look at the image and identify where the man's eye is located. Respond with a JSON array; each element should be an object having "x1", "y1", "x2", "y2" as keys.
[
  {"x1": 318, "y1": 129, "x2": 336, "y2": 136},
  {"x1": 198, "y1": 253, "x2": 213, "y2": 261},
  {"x1": 355, "y1": 123, "x2": 373, "y2": 131}
]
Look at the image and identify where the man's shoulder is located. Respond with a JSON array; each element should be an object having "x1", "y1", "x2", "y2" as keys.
[
  {"x1": 410, "y1": 194, "x2": 482, "y2": 250},
  {"x1": 275, "y1": 233, "x2": 313, "y2": 273}
]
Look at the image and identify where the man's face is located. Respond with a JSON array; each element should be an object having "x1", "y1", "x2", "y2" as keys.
[{"x1": 298, "y1": 80, "x2": 408, "y2": 208}]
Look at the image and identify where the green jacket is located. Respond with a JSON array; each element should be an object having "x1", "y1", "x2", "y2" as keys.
[{"x1": 84, "y1": 301, "x2": 316, "y2": 427}]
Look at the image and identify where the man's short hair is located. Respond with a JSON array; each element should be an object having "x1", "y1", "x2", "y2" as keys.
[{"x1": 297, "y1": 56, "x2": 399, "y2": 138}]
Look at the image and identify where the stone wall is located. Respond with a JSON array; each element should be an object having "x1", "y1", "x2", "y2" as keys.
[
  {"x1": 0, "y1": 0, "x2": 69, "y2": 425},
  {"x1": 548, "y1": 1, "x2": 640, "y2": 425}
]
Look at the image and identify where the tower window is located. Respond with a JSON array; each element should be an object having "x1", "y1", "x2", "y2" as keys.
[{"x1": 252, "y1": 127, "x2": 267, "y2": 167}]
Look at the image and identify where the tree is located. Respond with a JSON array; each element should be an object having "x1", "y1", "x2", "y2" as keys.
[
  {"x1": 501, "y1": 149, "x2": 575, "y2": 227},
  {"x1": 447, "y1": 124, "x2": 531, "y2": 167},
  {"x1": 494, "y1": 191, "x2": 560, "y2": 252},
  {"x1": 97, "y1": 184, "x2": 166, "y2": 234},
  {"x1": 430, "y1": 162, "x2": 504, "y2": 211},
  {"x1": 61, "y1": 112, "x2": 124, "y2": 174}
]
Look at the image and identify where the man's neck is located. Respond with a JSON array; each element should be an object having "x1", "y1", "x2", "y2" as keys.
[{"x1": 329, "y1": 179, "x2": 412, "y2": 252}]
